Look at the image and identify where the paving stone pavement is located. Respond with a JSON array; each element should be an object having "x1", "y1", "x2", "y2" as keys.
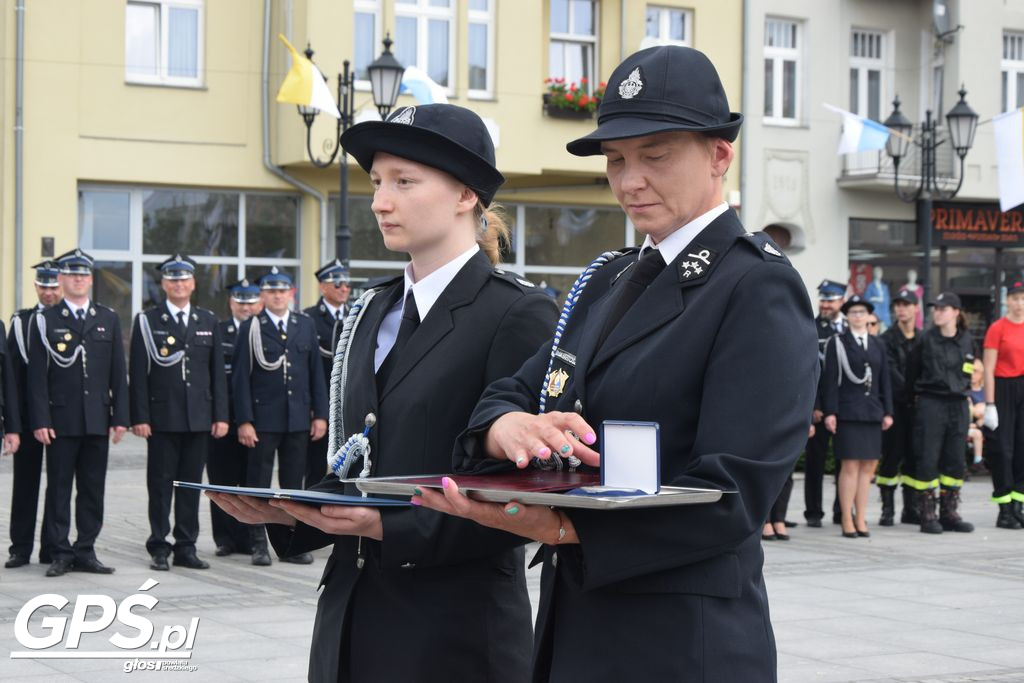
[{"x1": 1, "y1": 434, "x2": 1022, "y2": 682}]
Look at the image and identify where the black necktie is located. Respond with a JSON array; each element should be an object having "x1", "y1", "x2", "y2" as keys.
[
  {"x1": 377, "y1": 291, "x2": 420, "y2": 391},
  {"x1": 176, "y1": 311, "x2": 187, "y2": 336},
  {"x1": 860, "y1": 335, "x2": 867, "y2": 350},
  {"x1": 595, "y1": 248, "x2": 666, "y2": 351},
  {"x1": 278, "y1": 319, "x2": 286, "y2": 339},
  {"x1": 76, "y1": 308, "x2": 86, "y2": 330}
]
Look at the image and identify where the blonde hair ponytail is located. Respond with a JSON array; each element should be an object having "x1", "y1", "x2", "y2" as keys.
[{"x1": 474, "y1": 202, "x2": 511, "y2": 265}]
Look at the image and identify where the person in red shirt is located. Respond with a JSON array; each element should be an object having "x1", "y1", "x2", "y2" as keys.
[{"x1": 982, "y1": 281, "x2": 1024, "y2": 529}]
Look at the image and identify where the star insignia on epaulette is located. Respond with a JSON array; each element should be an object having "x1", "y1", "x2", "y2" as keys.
[{"x1": 516, "y1": 278, "x2": 535, "y2": 288}]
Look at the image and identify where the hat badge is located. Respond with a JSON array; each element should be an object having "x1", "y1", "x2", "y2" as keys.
[
  {"x1": 270, "y1": 266, "x2": 279, "y2": 275},
  {"x1": 241, "y1": 278, "x2": 249, "y2": 287},
  {"x1": 617, "y1": 67, "x2": 644, "y2": 99},
  {"x1": 74, "y1": 249, "x2": 82, "y2": 257},
  {"x1": 389, "y1": 106, "x2": 415, "y2": 125}
]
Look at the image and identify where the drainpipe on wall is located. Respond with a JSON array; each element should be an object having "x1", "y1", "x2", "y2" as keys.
[
  {"x1": 739, "y1": 0, "x2": 749, "y2": 226},
  {"x1": 14, "y1": 0, "x2": 25, "y2": 306},
  {"x1": 620, "y1": 0, "x2": 627, "y2": 61},
  {"x1": 262, "y1": 0, "x2": 328, "y2": 263}
]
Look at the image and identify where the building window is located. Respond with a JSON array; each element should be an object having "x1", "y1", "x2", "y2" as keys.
[
  {"x1": 643, "y1": 5, "x2": 692, "y2": 47},
  {"x1": 1003, "y1": 31, "x2": 1024, "y2": 113},
  {"x1": 79, "y1": 186, "x2": 300, "y2": 321},
  {"x1": 353, "y1": 0, "x2": 383, "y2": 86},
  {"x1": 763, "y1": 18, "x2": 801, "y2": 124},
  {"x1": 549, "y1": 0, "x2": 597, "y2": 92},
  {"x1": 468, "y1": 0, "x2": 495, "y2": 98},
  {"x1": 394, "y1": 0, "x2": 456, "y2": 90},
  {"x1": 125, "y1": 0, "x2": 204, "y2": 87},
  {"x1": 849, "y1": 29, "x2": 885, "y2": 121}
]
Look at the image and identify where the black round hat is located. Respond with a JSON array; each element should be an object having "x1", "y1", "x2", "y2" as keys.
[
  {"x1": 841, "y1": 295, "x2": 874, "y2": 315},
  {"x1": 340, "y1": 103, "x2": 505, "y2": 207},
  {"x1": 567, "y1": 45, "x2": 743, "y2": 157}
]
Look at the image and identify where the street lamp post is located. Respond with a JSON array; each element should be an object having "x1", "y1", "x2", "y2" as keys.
[
  {"x1": 882, "y1": 87, "x2": 979, "y2": 308},
  {"x1": 297, "y1": 36, "x2": 405, "y2": 266}
]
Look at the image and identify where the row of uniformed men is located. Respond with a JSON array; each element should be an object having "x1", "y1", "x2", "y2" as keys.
[{"x1": 0, "y1": 249, "x2": 352, "y2": 576}]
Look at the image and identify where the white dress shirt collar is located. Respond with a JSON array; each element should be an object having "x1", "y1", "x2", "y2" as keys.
[
  {"x1": 265, "y1": 308, "x2": 290, "y2": 329},
  {"x1": 639, "y1": 202, "x2": 730, "y2": 265},
  {"x1": 233, "y1": 318, "x2": 244, "y2": 330},
  {"x1": 402, "y1": 244, "x2": 480, "y2": 322},
  {"x1": 322, "y1": 299, "x2": 343, "y2": 320},
  {"x1": 67, "y1": 299, "x2": 92, "y2": 317},
  {"x1": 166, "y1": 300, "x2": 191, "y2": 324}
]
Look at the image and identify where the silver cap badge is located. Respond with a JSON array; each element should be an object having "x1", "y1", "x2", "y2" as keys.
[{"x1": 618, "y1": 67, "x2": 644, "y2": 99}]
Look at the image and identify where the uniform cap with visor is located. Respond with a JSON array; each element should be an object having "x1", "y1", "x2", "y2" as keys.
[
  {"x1": 315, "y1": 259, "x2": 350, "y2": 286},
  {"x1": 258, "y1": 266, "x2": 293, "y2": 291},
  {"x1": 157, "y1": 254, "x2": 197, "y2": 280},
  {"x1": 32, "y1": 260, "x2": 60, "y2": 288},
  {"x1": 228, "y1": 278, "x2": 260, "y2": 304},
  {"x1": 818, "y1": 279, "x2": 847, "y2": 301},
  {"x1": 56, "y1": 248, "x2": 94, "y2": 275}
]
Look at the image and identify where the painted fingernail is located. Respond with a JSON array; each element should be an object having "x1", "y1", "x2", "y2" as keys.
[
  {"x1": 413, "y1": 487, "x2": 423, "y2": 496},
  {"x1": 506, "y1": 506, "x2": 519, "y2": 516},
  {"x1": 538, "y1": 447, "x2": 551, "y2": 458},
  {"x1": 584, "y1": 432, "x2": 597, "y2": 444},
  {"x1": 560, "y1": 444, "x2": 571, "y2": 454},
  {"x1": 442, "y1": 477, "x2": 451, "y2": 490},
  {"x1": 411, "y1": 499, "x2": 422, "y2": 506}
]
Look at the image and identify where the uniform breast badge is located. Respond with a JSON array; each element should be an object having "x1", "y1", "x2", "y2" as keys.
[
  {"x1": 167, "y1": 336, "x2": 176, "y2": 346},
  {"x1": 547, "y1": 368, "x2": 569, "y2": 398},
  {"x1": 56, "y1": 342, "x2": 67, "y2": 352},
  {"x1": 64, "y1": 333, "x2": 72, "y2": 341},
  {"x1": 160, "y1": 347, "x2": 169, "y2": 357}
]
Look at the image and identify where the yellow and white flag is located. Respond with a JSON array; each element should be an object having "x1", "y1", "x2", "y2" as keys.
[
  {"x1": 276, "y1": 34, "x2": 340, "y2": 119},
  {"x1": 993, "y1": 107, "x2": 1024, "y2": 212}
]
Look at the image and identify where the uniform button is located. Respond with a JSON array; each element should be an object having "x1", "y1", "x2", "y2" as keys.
[
  {"x1": 400, "y1": 562, "x2": 415, "y2": 569},
  {"x1": 83, "y1": 390, "x2": 89, "y2": 395},
  {"x1": 551, "y1": 553, "x2": 559, "y2": 568},
  {"x1": 186, "y1": 382, "x2": 191, "y2": 387},
  {"x1": 288, "y1": 390, "x2": 293, "y2": 395}
]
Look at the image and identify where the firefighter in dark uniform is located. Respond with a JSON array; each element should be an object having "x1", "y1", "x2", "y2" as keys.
[
  {"x1": 232, "y1": 267, "x2": 328, "y2": 566},
  {"x1": 301, "y1": 260, "x2": 351, "y2": 488},
  {"x1": 877, "y1": 288, "x2": 921, "y2": 525},
  {"x1": 417, "y1": 46, "x2": 819, "y2": 681},
  {"x1": 27, "y1": 249, "x2": 129, "y2": 577},
  {"x1": 805, "y1": 278, "x2": 847, "y2": 527},
  {"x1": 206, "y1": 278, "x2": 260, "y2": 557},
  {"x1": 5, "y1": 260, "x2": 62, "y2": 568},
  {"x1": 905, "y1": 291, "x2": 976, "y2": 534},
  {"x1": 130, "y1": 255, "x2": 229, "y2": 570}
]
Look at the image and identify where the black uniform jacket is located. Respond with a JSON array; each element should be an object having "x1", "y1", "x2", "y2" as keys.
[
  {"x1": 268, "y1": 251, "x2": 559, "y2": 683},
  {"x1": 457, "y1": 211, "x2": 819, "y2": 682},
  {"x1": 217, "y1": 319, "x2": 240, "y2": 424},
  {"x1": 880, "y1": 325, "x2": 919, "y2": 407},
  {"x1": 129, "y1": 305, "x2": 228, "y2": 432},
  {"x1": 822, "y1": 331, "x2": 894, "y2": 422},
  {"x1": 813, "y1": 314, "x2": 847, "y2": 412},
  {"x1": 232, "y1": 311, "x2": 328, "y2": 433},
  {"x1": 304, "y1": 298, "x2": 344, "y2": 392},
  {"x1": 907, "y1": 326, "x2": 974, "y2": 399},
  {"x1": 27, "y1": 301, "x2": 129, "y2": 436},
  {"x1": 1, "y1": 320, "x2": 20, "y2": 435},
  {"x1": 7, "y1": 308, "x2": 38, "y2": 434}
]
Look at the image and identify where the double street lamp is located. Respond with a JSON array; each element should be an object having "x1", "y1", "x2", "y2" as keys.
[
  {"x1": 882, "y1": 87, "x2": 979, "y2": 308},
  {"x1": 297, "y1": 36, "x2": 405, "y2": 266}
]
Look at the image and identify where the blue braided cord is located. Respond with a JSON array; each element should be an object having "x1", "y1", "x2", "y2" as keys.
[{"x1": 536, "y1": 250, "x2": 620, "y2": 471}]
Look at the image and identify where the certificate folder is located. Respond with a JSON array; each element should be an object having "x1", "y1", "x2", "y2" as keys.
[
  {"x1": 351, "y1": 471, "x2": 725, "y2": 510},
  {"x1": 173, "y1": 481, "x2": 410, "y2": 507}
]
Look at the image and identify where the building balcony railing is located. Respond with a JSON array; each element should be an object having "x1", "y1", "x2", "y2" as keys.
[{"x1": 838, "y1": 126, "x2": 957, "y2": 190}]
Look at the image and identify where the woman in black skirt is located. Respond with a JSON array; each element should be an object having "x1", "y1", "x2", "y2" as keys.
[{"x1": 823, "y1": 295, "x2": 893, "y2": 537}]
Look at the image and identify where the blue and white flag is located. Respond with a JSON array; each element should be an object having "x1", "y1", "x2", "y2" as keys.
[
  {"x1": 400, "y1": 66, "x2": 449, "y2": 105},
  {"x1": 823, "y1": 103, "x2": 891, "y2": 155}
]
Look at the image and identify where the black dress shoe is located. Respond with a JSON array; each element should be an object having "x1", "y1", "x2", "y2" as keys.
[
  {"x1": 856, "y1": 530, "x2": 870, "y2": 538},
  {"x1": 5, "y1": 554, "x2": 30, "y2": 568},
  {"x1": 805, "y1": 519, "x2": 823, "y2": 528},
  {"x1": 214, "y1": 544, "x2": 234, "y2": 557},
  {"x1": 281, "y1": 552, "x2": 314, "y2": 564},
  {"x1": 783, "y1": 520, "x2": 798, "y2": 528},
  {"x1": 72, "y1": 557, "x2": 115, "y2": 574},
  {"x1": 775, "y1": 531, "x2": 791, "y2": 541},
  {"x1": 46, "y1": 559, "x2": 73, "y2": 577},
  {"x1": 173, "y1": 554, "x2": 210, "y2": 569},
  {"x1": 761, "y1": 532, "x2": 777, "y2": 541},
  {"x1": 841, "y1": 531, "x2": 858, "y2": 538},
  {"x1": 251, "y1": 547, "x2": 272, "y2": 566},
  {"x1": 150, "y1": 555, "x2": 170, "y2": 571}
]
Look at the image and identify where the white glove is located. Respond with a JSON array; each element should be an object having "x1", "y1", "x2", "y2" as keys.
[{"x1": 983, "y1": 404, "x2": 999, "y2": 431}]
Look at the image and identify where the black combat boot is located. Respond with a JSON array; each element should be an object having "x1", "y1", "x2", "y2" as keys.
[
  {"x1": 939, "y1": 487, "x2": 974, "y2": 533},
  {"x1": 900, "y1": 486, "x2": 920, "y2": 524},
  {"x1": 996, "y1": 503, "x2": 1022, "y2": 529},
  {"x1": 1012, "y1": 500, "x2": 1024, "y2": 526},
  {"x1": 919, "y1": 489, "x2": 943, "y2": 534},
  {"x1": 879, "y1": 486, "x2": 896, "y2": 526}
]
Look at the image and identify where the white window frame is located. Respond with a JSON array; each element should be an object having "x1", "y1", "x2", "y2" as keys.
[
  {"x1": 467, "y1": 0, "x2": 496, "y2": 99},
  {"x1": 549, "y1": 0, "x2": 599, "y2": 94},
  {"x1": 78, "y1": 185, "x2": 302, "y2": 316},
  {"x1": 1003, "y1": 31, "x2": 1024, "y2": 113},
  {"x1": 849, "y1": 28, "x2": 887, "y2": 121},
  {"x1": 353, "y1": 0, "x2": 383, "y2": 92},
  {"x1": 125, "y1": 0, "x2": 205, "y2": 88},
  {"x1": 642, "y1": 5, "x2": 693, "y2": 48},
  {"x1": 394, "y1": 0, "x2": 457, "y2": 95},
  {"x1": 763, "y1": 17, "x2": 802, "y2": 126}
]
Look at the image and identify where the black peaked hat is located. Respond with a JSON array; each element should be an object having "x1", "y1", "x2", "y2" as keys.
[
  {"x1": 932, "y1": 291, "x2": 962, "y2": 309},
  {"x1": 841, "y1": 294, "x2": 874, "y2": 315},
  {"x1": 567, "y1": 45, "x2": 743, "y2": 157},
  {"x1": 340, "y1": 103, "x2": 505, "y2": 207}
]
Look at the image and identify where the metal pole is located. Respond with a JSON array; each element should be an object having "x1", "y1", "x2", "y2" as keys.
[
  {"x1": 336, "y1": 61, "x2": 353, "y2": 266},
  {"x1": 14, "y1": 0, "x2": 25, "y2": 307},
  {"x1": 918, "y1": 195, "x2": 933, "y2": 310}
]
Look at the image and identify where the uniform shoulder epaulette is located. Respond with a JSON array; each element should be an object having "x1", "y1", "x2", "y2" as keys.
[
  {"x1": 368, "y1": 274, "x2": 404, "y2": 291},
  {"x1": 739, "y1": 231, "x2": 791, "y2": 264},
  {"x1": 95, "y1": 303, "x2": 117, "y2": 315},
  {"x1": 490, "y1": 268, "x2": 542, "y2": 291},
  {"x1": 14, "y1": 307, "x2": 34, "y2": 317},
  {"x1": 193, "y1": 306, "x2": 216, "y2": 319},
  {"x1": 294, "y1": 309, "x2": 311, "y2": 318}
]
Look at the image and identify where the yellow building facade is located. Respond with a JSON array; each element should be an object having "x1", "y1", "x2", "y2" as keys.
[{"x1": 0, "y1": 0, "x2": 741, "y2": 323}]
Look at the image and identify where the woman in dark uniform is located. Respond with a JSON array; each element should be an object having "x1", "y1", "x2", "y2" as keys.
[
  {"x1": 209, "y1": 104, "x2": 557, "y2": 682},
  {"x1": 906, "y1": 291, "x2": 976, "y2": 534},
  {"x1": 822, "y1": 295, "x2": 893, "y2": 538}
]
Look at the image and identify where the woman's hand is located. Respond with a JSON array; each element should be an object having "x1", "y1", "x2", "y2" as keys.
[
  {"x1": 206, "y1": 492, "x2": 296, "y2": 527},
  {"x1": 824, "y1": 415, "x2": 837, "y2": 434},
  {"x1": 413, "y1": 477, "x2": 578, "y2": 545},
  {"x1": 486, "y1": 411, "x2": 599, "y2": 468},
  {"x1": 268, "y1": 501, "x2": 383, "y2": 541},
  {"x1": 882, "y1": 415, "x2": 893, "y2": 431}
]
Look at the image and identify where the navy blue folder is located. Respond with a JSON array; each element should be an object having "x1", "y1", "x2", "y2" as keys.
[{"x1": 173, "y1": 481, "x2": 410, "y2": 507}]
